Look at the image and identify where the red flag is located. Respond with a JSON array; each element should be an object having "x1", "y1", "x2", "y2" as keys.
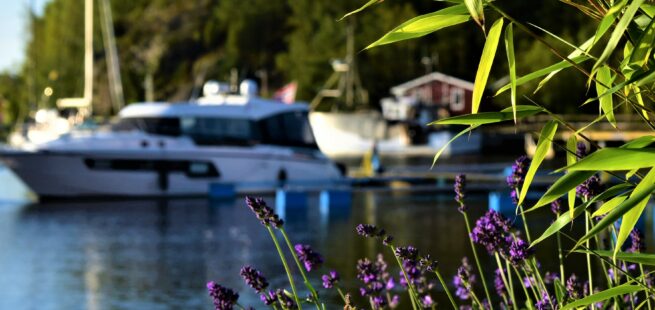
[{"x1": 273, "y1": 82, "x2": 297, "y2": 104}]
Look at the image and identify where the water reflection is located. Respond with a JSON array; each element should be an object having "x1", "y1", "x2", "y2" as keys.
[{"x1": 0, "y1": 193, "x2": 650, "y2": 309}]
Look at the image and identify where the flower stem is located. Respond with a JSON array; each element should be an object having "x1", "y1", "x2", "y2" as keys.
[
  {"x1": 335, "y1": 287, "x2": 347, "y2": 304},
  {"x1": 280, "y1": 228, "x2": 320, "y2": 308},
  {"x1": 585, "y1": 211, "x2": 593, "y2": 296},
  {"x1": 495, "y1": 253, "x2": 517, "y2": 310},
  {"x1": 266, "y1": 227, "x2": 303, "y2": 310},
  {"x1": 556, "y1": 228, "x2": 565, "y2": 286},
  {"x1": 389, "y1": 245, "x2": 419, "y2": 310},
  {"x1": 463, "y1": 212, "x2": 494, "y2": 309},
  {"x1": 434, "y1": 267, "x2": 458, "y2": 310},
  {"x1": 512, "y1": 266, "x2": 533, "y2": 307},
  {"x1": 515, "y1": 189, "x2": 532, "y2": 243}
]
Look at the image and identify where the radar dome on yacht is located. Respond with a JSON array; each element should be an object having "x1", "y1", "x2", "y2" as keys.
[
  {"x1": 203, "y1": 80, "x2": 230, "y2": 97},
  {"x1": 239, "y1": 79, "x2": 258, "y2": 97}
]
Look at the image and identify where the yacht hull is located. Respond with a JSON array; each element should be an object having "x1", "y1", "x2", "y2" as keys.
[{"x1": 0, "y1": 149, "x2": 342, "y2": 198}]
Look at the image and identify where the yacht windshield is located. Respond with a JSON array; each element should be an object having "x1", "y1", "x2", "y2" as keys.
[{"x1": 111, "y1": 111, "x2": 318, "y2": 149}]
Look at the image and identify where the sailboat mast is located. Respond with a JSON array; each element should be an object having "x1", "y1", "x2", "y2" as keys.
[{"x1": 84, "y1": 0, "x2": 93, "y2": 114}]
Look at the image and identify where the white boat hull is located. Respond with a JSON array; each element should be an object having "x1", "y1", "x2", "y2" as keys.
[{"x1": 0, "y1": 149, "x2": 343, "y2": 198}]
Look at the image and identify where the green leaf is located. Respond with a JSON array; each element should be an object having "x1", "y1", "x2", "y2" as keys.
[
  {"x1": 592, "y1": 193, "x2": 628, "y2": 218},
  {"x1": 339, "y1": 0, "x2": 382, "y2": 20},
  {"x1": 622, "y1": 135, "x2": 655, "y2": 148},
  {"x1": 504, "y1": 23, "x2": 517, "y2": 123},
  {"x1": 615, "y1": 167, "x2": 655, "y2": 257},
  {"x1": 534, "y1": 36, "x2": 595, "y2": 94},
  {"x1": 366, "y1": 5, "x2": 470, "y2": 49},
  {"x1": 596, "y1": 66, "x2": 616, "y2": 127},
  {"x1": 554, "y1": 280, "x2": 566, "y2": 305},
  {"x1": 563, "y1": 148, "x2": 655, "y2": 171},
  {"x1": 472, "y1": 18, "x2": 503, "y2": 114},
  {"x1": 589, "y1": 0, "x2": 627, "y2": 50},
  {"x1": 431, "y1": 125, "x2": 480, "y2": 167},
  {"x1": 566, "y1": 136, "x2": 578, "y2": 218},
  {"x1": 531, "y1": 202, "x2": 588, "y2": 246},
  {"x1": 629, "y1": 13, "x2": 655, "y2": 67},
  {"x1": 495, "y1": 55, "x2": 590, "y2": 95},
  {"x1": 592, "y1": 0, "x2": 645, "y2": 73},
  {"x1": 528, "y1": 171, "x2": 595, "y2": 211},
  {"x1": 463, "y1": 0, "x2": 484, "y2": 30},
  {"x1": 560, "y1": 284, "x2": 644, "y2": 310},
  {"x1": 518, "y1": 121, "x2": 558, "y2": 206},
  {"x1": 575, "y1": 178, "x2": 655, "y2": 251},
  {"x1": 577, "y1": 250, "x2": 655, "y2": 266},
  {"x1": 431, "y1": 105, "x2": 542, "y2": 125}
]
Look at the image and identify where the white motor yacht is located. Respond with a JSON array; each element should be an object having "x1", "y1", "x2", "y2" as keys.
[{"x1": 0, "y1": 81, "x2": 344, "y2": 198}]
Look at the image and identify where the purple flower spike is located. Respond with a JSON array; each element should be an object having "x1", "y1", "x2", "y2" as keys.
[
  {"x1": 576, "y1": 174, "x2": 602, "y2": 200},
  {"x1": 207, "y1": 281, "x2": 239, "y2": 310},
  {"x1": 550, "y1": 199, "x2": 562, "y2": 215},
  {"x1": 507, "y1": 155, "x2": 531, "y2": 190},
  {"x1": 294, "y1": 244, "x2": 323, "y2": 272},
  {"x1": 356, "y1": 224, "x2": 385, "y2": 238},
  {"x1": 321, "y1": 270, "x2": 340, "y2": 289},
  {"x1": 394, "y1": 246, "x2": 419, "y2": 262},
  {"x1": 566, "y1": 274, "x2": 583, "y2": 299},
  {"x1": 576, "y1": 142, "x2": 588, "y2": 158},
  {"x1": 239, "y1": 266, "x2": 268, "y2": 293},
  {"x1": 245, "y1": 197, "x2": 284, "y2": 228},
  {"x1": 454, "y1": 174, "x2": 467, "y2": 212},
  {"x1": 453, "y1": 257, "x2": 476, "y2": 300},
  {"x1": 536, "y1": 292, "x2": 556, "y2": 310},
  {"x1": 508, "y1": 237, "x2": 533, "y2": 266},
  {"x1": 260, "y1": 290, "x2": 278, "y2": 305},
  {"x1": 629, "y1": 229, "x2": 645, "y2": 253},
  {"x1": 470, "y1": 210, "x2": 512, "y2": 254},
  {"x1": 494, "y1": 268, "x2": 506, "y2": 296}
]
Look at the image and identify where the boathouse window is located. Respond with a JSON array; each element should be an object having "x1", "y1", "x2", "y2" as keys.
[{"x1": 450, "y1": 88, "x2": 465, "y2": 112}]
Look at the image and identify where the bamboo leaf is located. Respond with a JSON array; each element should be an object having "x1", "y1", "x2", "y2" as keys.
[
  {"x1": 596, "y1": 66, "x2": 617, "y2": 127},
  {"x1": 472, "y1": 18, "x2": 503, "y2": 114},
  {"x1": 529, "y1": 171, "x2": 595, "y2": 210},
  {"x1": 430, "y1": 105, "x2": 543, "y2": 125},
  {"x1": 431, "y1": 125, "x2": 480, "y2": 167},
  {"x1": 495, "y1": 55, "x2": 590, "y2": 95},
  {"x1": 589, "y1": 0, "x2": 628, "y2": 49},
  {"x1": 339, "y1": 0, "x2": 382, "y2": 20},
  {"x1": 518, "y1": 121, "x2": 558, "y2": 206},
  {"x1": 622, "y1": 135, "x2": 655, "y2": 148},
  {"x1": 366, "y1": 5, "x2": 470, "y2": 49},
  {"x1": 592, "y1": 0, "x2": 645, "y2": 73},
  {"x1": 561, "y1": 284, "x2": 644, "y2": 310},
  {"x1": 575, "y1": 179, "x2": 655, "y2": 251},
  {"x1": 577, "y1": 250, "x2": 655, "y2": 266},
  {"x1": 629, "y1": 13, "x2": 655, "y2": 67},
  {"x1": 615, "y1": 167, "x2": 655, "y2": 257},
  {"x1": 531, "y1": 202, "x2": 588, "y2": 246},
  {"x1": 566, "y1": 136, "x2": 577, "y2": 218},
  {"x1": 504, "y1": 23, "x2": 517, "y2": 123},
  {"x1": 463, "y1": 0, "x2": 484, "y2": 30},
  {"x1": 563, "y1": 148, "x2": 655, "y2": 171},
  {"x1": 592, "y1": 193, "x2": 628, "y2": 218},
  {"x1": 534, "y1": 37, "x2": 594, "y2": 94}
]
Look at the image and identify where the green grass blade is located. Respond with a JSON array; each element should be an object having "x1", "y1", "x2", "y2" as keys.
[
  {"x1": 365, "y1": 5, "x2": 470, "y2": 49},
  {"x1": 430, "y1": 105, "x2": 543, "y2": 125},
  {"x1": 472, "y1": 18, "x2": 503, "y2": 114},
  {"x1": 339, "y1": 0, "x2": 382, "y2": 20},
  {"x1": 504, "y1": 23, "x2": 517, "y2": 123},
  {"x1": 528, "y1": 171, "x2": 595, "y2": 210},
  {"x1": 592, "y1": 0, "x2": 645, "y2": 73},
  {"x1": 614, "y1": 167, "x2": 655, "y2": 258},
  {"x1": 566, "y1": 135, "x2": 577, "y2": 218},
  {"x1": 495, "y1": 55, "x2": 590, "y2": 95},
  {"x1": 561, "y1": 284, "x2": 644, "y2": 310},
  {"x1": 591, "y1": 193, "x2": 628, "y2": 218},
  {"x1": 531, "y1": 202, "x2": 588, "y2": 246},
  {"x1": 518, "y1": 121, "x2": 558, "y2": 206},
  {"x1": 574, "y1": 179, "x2": 655, "y2": 251},
  {"x1": 563, "y1": 148, "x2": 655, "y2": 171},
  {"x1": 463, "y1": 0, "x2": 484, "y2": 30},
  {"x1": 596, "y1": 65, "x2": 617, "y2": 127},
  {"x1": 629, "y1": 13, "x2": 655, "y2": 67},
  {"x1": 431, "y1": 125, "x2": 480, "y2": 167},
  {"x1": 576, "y1": 250, "x2": 655, "y2": 266}
]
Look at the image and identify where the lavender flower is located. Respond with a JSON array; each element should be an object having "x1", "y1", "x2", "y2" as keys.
[
  {"x1": 294, "y1": 244, "x2": 323, "y2": 272},
  {"x1": 239, "y1": 266, "x2": 268, "y2": 293},
  {"x1": 394, "y1": 246, "x2": 419, "y2": 262},
  {"x1": 356, "y1": 224, "x2": 388, "y2": 239},
  {"x1": 321, "y1": 270, "x2": 339, "y2": 289},
  {"x1": 535, "y1": 292, "x2": 555, "y2": 310},
  {"x1": 470, "y1": 210, "x2": 512, "y2": 254},
  {"x1": 629, "y1": 229, "x2": 645, "y2": 253},
  {"x1": 207, "y1": 281, "x2": 239, "y2": 310},
  {"x1": 245, "y1": 197, "x2": 284, "y2": 228},
  {"x1": 454, "y1": 174, "x2": 467, "y2": 212},
  {"x1": 357, "y1": 254, "x2": 397, "y2": 308},
  {"x1": 566, "y1": 274, "x2": 583, "y2": 299},
  {"x1": 507, "y1": 155, "x2": 531, "y2": 190},
  {"x1": 260, "y1": 290, "x2": 278, "y2": 305},
  {"x1": 453, "y1": 257, "x2": 476, "y2": 300},
  {"x1": 576, "y1": 174, "x2": 602, "y2": 200},
  {"x1": 276, "y1": 290, "x2": 297, "y2": 309},
  {"x1": 544, "y1": 272, "x2": 559, "y2": 284},
  {"x1": 494, "y1": 268, "x2": 506, "y2": 296},
  {"x1": 550, "y1": 199, "x2": 562, "y2": 215},
  {"x1": 576, "y1": 142, "x2": 588, "y2": 158},
  {"x1": 382, "y1": 235, "x2": 394, "y2": 246},
  {"x1": 371, "y1": 295, "x2": 387, "y2": 309},
  {"x1": 419, "y1": 254, "x2": 438, "y2": 272},
  {"x1": 508, "y1": 237, "x2": 533, "y2": 265}
]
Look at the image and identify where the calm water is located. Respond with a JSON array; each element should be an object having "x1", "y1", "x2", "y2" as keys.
[{"x1": 0, "y1": 188, "x2": 622, "y2": 310}]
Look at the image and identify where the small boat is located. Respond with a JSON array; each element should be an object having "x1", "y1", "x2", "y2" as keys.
[{"x1": 0, "y1": 81, "x2": 344, "y2": 199}]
